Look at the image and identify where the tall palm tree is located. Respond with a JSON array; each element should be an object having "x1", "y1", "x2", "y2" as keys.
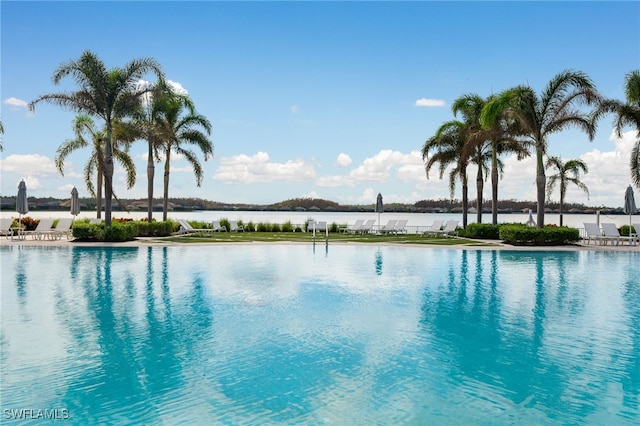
[
  {"x1": 131, "y1": 81, "x2": 173, "y2": 222},
  {"x1": 545, "y1": 156, "x2": 589, "y2": 226},
  {"x1": 422, "y1": 120, "x2": 470, "y2": 228},
  {"x1": 454, "y1": 94, "x2": 530, "y2": 224},
  {"x1": 29, "y1": 50, "x2": 164, "y2": 226},
  {"x1": 596, "y1": 70, "x2": 640, "y2": 187},
  {"x1": 0, "y1": 119, "x2": 3, "y2": 152},
  {"x1": 481, "y1": 70, "x2": 600, "y2": 227},
  {"x1": 55, "y1": 115, "x2": 137, "y2": 218},
  {"x1": 154, "y1": 93, "x2": 213, "y2": 221}
]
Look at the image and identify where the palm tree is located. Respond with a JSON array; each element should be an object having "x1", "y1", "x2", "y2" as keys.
[
  {"x1": 481, "y1": 70, "x2": 600, "y2": 227},
  {"x1": 454, "y1": 94, "x2": 530, "y2": 224},
  {"x1": 422, "y1": 120, "x2": 471, "y2": 228},
  {"x1": 545, "y1": 156, "x2": 589, "y2": 226},
  {"x1": 596, "y1": 70, "x2": 640, "y2": 187},
  {"x1": 131, "y1": 81, "x2": 173, "y2": 223},
  {"x1": 55, "y1": 115, "x2": 137, "y2": 218},
  {"x1": 154, "y1": 92, "x2": 213, "y2": 221},
  {"x1": 29, "y1": 50, "x2": 164, "y2": 226},
  {"x1": 0, "y1": 119, "x2": 3, "y2": 152}
]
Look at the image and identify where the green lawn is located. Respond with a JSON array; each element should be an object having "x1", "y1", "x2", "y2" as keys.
[{"x1": 153, "y1": 231, "x2": 497, "y2": 246}]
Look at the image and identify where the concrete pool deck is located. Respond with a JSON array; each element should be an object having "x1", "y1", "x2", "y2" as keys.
[{"x1": 2, "y1": 234, "x2": 639, "y2": 252}]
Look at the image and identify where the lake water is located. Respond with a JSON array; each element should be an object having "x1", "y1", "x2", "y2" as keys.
[{"x1": 1, "y1": 245, "x2": 638, "y2": 424}]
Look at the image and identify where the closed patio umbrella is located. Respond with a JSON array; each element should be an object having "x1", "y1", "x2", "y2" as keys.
[
  {"x1": 375, "y1": 192, "x2": 383, "y2": 232},
  {"x1": 624, "y1": 185, "x2": 637, "y2": 236},
  {"x1": 16, "y1": 180, "x2": 28, "y2": 230},
  {"x1": 70, "y1": 187, "x2": 80, "y2": 221}
]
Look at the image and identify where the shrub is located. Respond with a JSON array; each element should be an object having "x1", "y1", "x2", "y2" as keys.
[
  {"x1": 17, "y1": 216, "x2": 39, "y2": 231},
  {"x1": 270, "y1": 223, "x2": 282, "y2": 232},
  {"x1": 281, "y1": 221, "x2": 294, "y2": 232},
  {"x1": 256, "y1": 222, "x2": 270, "y2": 232},
  {"x1": 461, "y1": 223, "x2": 500, "y2": 239},
  {"x1": 103, "y1": 222, "x2": 138, "y2": 241},
  {"x1": 620, "y1": 224, "x2": 636, "y2": 236},
  {"x1": 329, "y1": 222, "x2": 339, "y2": 233},
  {"x1": 137, "y1": 220, "x2": 174, "y2": 237},
  {"x1": 244, "y1": 221, "x2": 256, "y2": 232},
  {"x1": 499, "y1": 224, "x2": 580, "y2": 246},
  {"x1": 219, "y1": 218, "x2": 230, "y2": 231}
]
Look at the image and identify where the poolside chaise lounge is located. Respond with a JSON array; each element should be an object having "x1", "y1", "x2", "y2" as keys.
[
  {"x1": 341, "y1": 219, "x2": 364, "y2": 234},
  {"x1": 379, "y1": 220, "x2": 398, "y2": 234},
  {"x1": 177, "y1": 218, "x2": 217, "y2": 235},
  {"x1": 582, "y1": 223, "x2": 603, "y2": 245},
  {"x1": 212, "y1": 220, "x2": 228, "y2": 232},
  {"x1": 433, "y1": 220, "x2": 459, "y2": 237},
  {"x1": 49, "y1": 218, "x2": 74, "y2": 240},
  {"x1": 229, "y1": 220, "x2": 244, "y2": 232},
  {"x1": 424, "y1": 220, "x2": 444, "y2": 236},
  {"x1": 601, "y1": 222, "x2": 635, "y2": 246},
  {"x1": 392, "y1": 219, "x2": 408, "y2": 235},
  {"x1": 1, "y1": 218, "x2": 15, "y2": 239},
  {"x1": 22, "y1": 218, "x2": 56, "y2": 240},
  {"x1": 358, "y1": 219, "x2": 376, "y2": 234}
]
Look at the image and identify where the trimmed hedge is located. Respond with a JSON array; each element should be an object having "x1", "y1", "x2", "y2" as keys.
[
  {"x1": 499, "y1": 224, "x2": 580, "y2": 246},
  {"x1": 72, "y1": 220, "x2": 174, "y2": 242},
  {"x1": 460, "y1": 223, "x2": 501, "y2": 239}
]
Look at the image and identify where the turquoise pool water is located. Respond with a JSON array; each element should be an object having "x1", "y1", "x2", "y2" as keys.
[{"x1": 1, "y1": 245, "x2": 639, "y2": 424}]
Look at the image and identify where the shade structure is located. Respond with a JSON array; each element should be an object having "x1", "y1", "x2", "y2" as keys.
[
  {"x1": 624, "y1": 185, "x2": 637, "y2": 235},
  {"x1": 70, "y1": 187, "x2": 81, "y2": 219},
  {"x1": 375, "y1": 192, "x2": 383, "y2": 231},
  {"x1": 16, "y1": 180, "x2": 29, "y2": 229}
]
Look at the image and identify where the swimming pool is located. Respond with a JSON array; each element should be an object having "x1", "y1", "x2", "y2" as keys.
[{"x1": 1, "y1": 245, "x2": 638, "y2": 424}]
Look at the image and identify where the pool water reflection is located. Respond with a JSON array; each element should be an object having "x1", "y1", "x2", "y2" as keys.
[{"x1": 1, "y1": 245, "x2": 639, "y2": 424}]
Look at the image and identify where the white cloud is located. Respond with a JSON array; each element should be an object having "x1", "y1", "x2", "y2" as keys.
[
  {"x1": 3, "y1": 97, "x2": 28, "y2": 109},
  {"x1": 291, "y1": 104, "x2": 299, "y2": 114},
  {"x1": 1, "y1": 154, "x2": 58, "y2": 176},
  {"x1": 213, "y1": 151, "x2": 316, "y2": 184},
  {"x1": 335, "y1": 153, "x2": 352, "y2": 167},
  {"x1": 414, "y1": 98, "x2": 446, "y2": 107}
]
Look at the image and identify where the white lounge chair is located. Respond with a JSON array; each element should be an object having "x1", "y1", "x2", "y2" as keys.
[
  {"x1": 379, "y1": 220, "x2": 398, "y2": 234},
  {"x1": 392, "y1": 219, "x2": 408, "y2": 235},
  {"x1": 229, "y1": 220, "x2": 244, "y2": 232},
  {"x1": 1, "y1": 218, "x2": 15, "y2": 239},
  {"x1": 423, "y1": 220, "x2": 444, "y2": 236},
  {"x1": 433, "y1": 220, "x2": 459, "y2": 237},
  {"x1": 601, "y1": 222, "x2": 634, "y2": 246},
  {"x1": 212, "y1": 220, "x2": 228, "y2": 232},
  {"x1": 582, "y1": 223, "x2": 603, "y2": 245},
  {"x1": 358, "y1": 219, "x2": 375, "y2": 234},
  {"x1": 177, "y1": 218, "x2": 216, "y2": 235},
  {"x1": 23, "y1": 218, "x2": 55, "y2": 240},
  {"x1": 314, "y1": 221, "x2": 328, "y2": 232},
  {"x1": 50, "y1": 218, "x2": 73, "y2": 240},
  {"x1": 632, "y1": 223, "x2": 640, "y2": 246},
  {"x1": 342, "y1": 219, "x2": 364, "y2": 234}
]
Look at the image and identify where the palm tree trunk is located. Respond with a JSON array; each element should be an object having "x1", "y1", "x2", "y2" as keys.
[
  {"x1": 476, "y1": 171, "x2": 483, "y2": 224},
  {"x1": 147, "y1": 142, "x2": 155, "y2": 223},
  {"x1": 163, "y1": 154, "x2": 170, "y2": 222},
  {"x1": 559, "y1": 189, "x2": 565, "y2": 227},
  {"x1": 96, "y1": 169, "x2": 103, "y2": 219},
  {"x1": 536, "y1": 147, "x2": 545, "y2": 228},
  {"x1": 104, "y1": 123, "x2": 114, "y2": 227},
  {"x1": 491, "y1": 144, "x2": 498, "y2": 225},
  {"x1": 461, "y1": 167, "x2": 468, "y2": 229}
]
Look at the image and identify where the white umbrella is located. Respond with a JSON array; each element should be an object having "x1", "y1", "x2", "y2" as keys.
[
  {"x1": 16, "y1": 180, "x2": 29, "y2": 230},
  {"x1": 70, "y1": 187, "x2": 81, "y2": 221},
  {"x1": 624, "y1": 185, "x2": 637, "y2": 235},
  {"x1": 375, "y1": 192, "x2": 383, "y2": 231}
]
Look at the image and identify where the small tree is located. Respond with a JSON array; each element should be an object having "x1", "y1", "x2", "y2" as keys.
[{"x1": 545, "y1": 156, "x2": 589, "y2": 226}]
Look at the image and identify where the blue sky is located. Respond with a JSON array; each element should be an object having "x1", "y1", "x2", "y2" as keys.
[{"x1": 1, "y1": 1, "x2": 639, "y2": 208}]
